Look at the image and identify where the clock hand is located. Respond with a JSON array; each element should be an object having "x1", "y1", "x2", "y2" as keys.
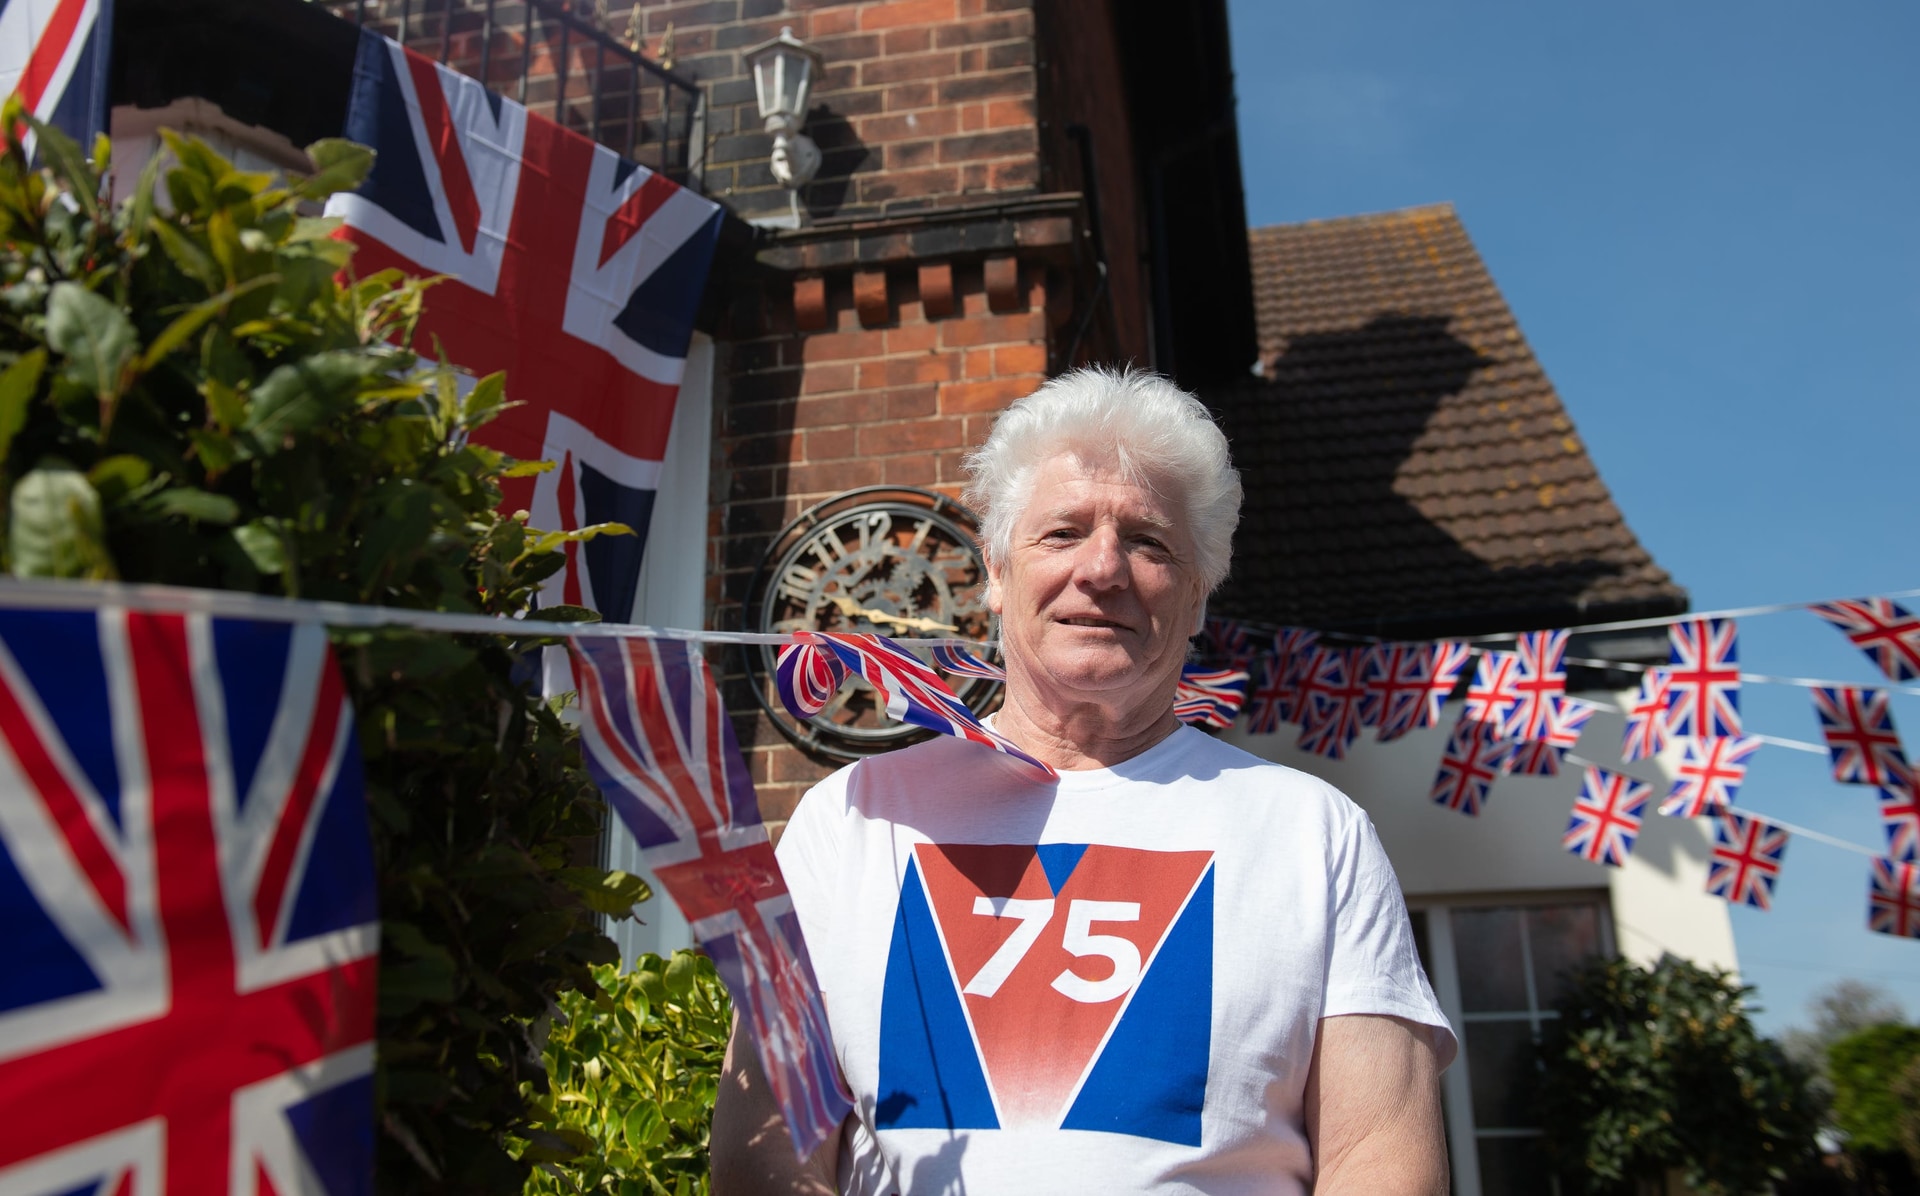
[{"x1": 826, "y1": 592, "x2": 959, "y2": 634}]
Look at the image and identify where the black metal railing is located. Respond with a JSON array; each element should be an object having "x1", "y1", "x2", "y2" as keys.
[{"x1": 324, "y1": 0, "x2": 705, "y2": 186}]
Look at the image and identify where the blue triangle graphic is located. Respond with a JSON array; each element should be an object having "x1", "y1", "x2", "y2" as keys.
[
  {"x1": 876, "y1": 858, "x2": 998, "y2": 1130},
  {"x1": 1036, "y1": 843, "x2": 1088, "y2": 894}
]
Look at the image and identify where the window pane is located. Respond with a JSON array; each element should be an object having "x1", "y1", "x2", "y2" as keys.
[
  {"x1": 1527, "y1": 903, "x2": 1602, "y2": 1008},
  {"x1": 1465, "y1": 1020, "x2": 1540, "y2": 1129},
  {"x1": 1453, "y1": 907, "x2": 1528, "y2": 1012},
  {"x1": 1476, "y1": 1134, "x2": 1553, "y2": 1196}
]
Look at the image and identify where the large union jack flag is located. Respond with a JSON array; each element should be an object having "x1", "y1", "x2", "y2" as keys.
[
  {"x1": 0, "y1": 0, "x2": 112, "y2": 159},
  {"x1": 1296, "y1": 646, "x2": 1368, "y2": 760},
  {"x1": 329, "y1": 31, "x2": 723, "y2": 626},
  {"x1": 1879, "y1": 787, "x2": 1920, "y2": 864},
  {"x1": 1504, "y1": 695, "x2": 1596, "y2": 778},
  {"x1": 0, "y1": 609, "x2": 378, "y2": 1196},
  {"x1": 1174, "y1": 665, "x2": 1249, "y2": 729},
  {"x1": 1811, "y1": 597, "x2": 1920, "y2": 683},
  {"x1": 1564, "y1": 766, "x2": 1652, "y2": 867},
  {"x1": 1658, "y1": 735, "x2": 1762, "y2": 819},
  {"x1": 1706, "y1": 810, "x2": 1788, "y2": 910},
  {"x1": 1811, "y1": 686, "x2": 1909, "y2": 788},
  {"x1": 1431, "y1": 717, "x2": 1514, "y2": 817},
  {"x1": 1868, "y1": 857, "x2": 1920, "y2": 939},
  {"x1": 1621, "y1": 667, "x2": 1672, "y2": 763},
  {"x1": 572, "y1": 636, "x2": 852, "y2": 1159},
  {"x1": 1459, "y1": 649, "x2": 1522, "y2": 733},
  {"x1": 1666, "y1": 618, "x2": 1741, "y2": 738},
  {"x1": 1504, "y1": 630, "x2": 1569, "y2": 742}
]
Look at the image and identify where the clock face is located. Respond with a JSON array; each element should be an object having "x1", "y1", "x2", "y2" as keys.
[{"x1": 748, "y1": 487, "x2": 997, "y2": 758}]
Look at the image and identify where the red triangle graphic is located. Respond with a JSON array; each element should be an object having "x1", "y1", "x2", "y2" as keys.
[{"x1": 915, "y1": 842, "x2": 1212, "y2": 1128}]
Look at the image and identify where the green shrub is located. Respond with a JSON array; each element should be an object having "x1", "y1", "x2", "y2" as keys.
[
  {"x1": 0, "y1": 108, "x2": 652, "y2": 1189},
  {"x1": 520, "y1": 952, "x2": 732, "y2": 1195},
  {"x1": 1536, "y1": 955, "x2": 1822, "y2": 1195}
]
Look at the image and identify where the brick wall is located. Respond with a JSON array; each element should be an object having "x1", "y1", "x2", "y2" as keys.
[{"x1": 713, "y1": 259, "x2": 1050, "y2": 826}]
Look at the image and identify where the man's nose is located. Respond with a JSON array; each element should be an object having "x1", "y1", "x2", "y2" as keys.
[{"x1": 1073, "y1": 524, "x2": 1128, "y2": 589}]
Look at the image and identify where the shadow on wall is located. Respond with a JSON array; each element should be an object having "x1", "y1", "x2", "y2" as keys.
[{"x1": 1209, "y1": 313, "x2": 1663, "y2": 638}]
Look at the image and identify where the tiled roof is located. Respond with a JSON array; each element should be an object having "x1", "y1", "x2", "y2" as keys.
[{"x1": 1207, "y1": 204, "x2": 1686, "y2": 636}]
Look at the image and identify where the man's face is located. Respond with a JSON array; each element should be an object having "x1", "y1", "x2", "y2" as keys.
[{"x1": 988, "y1": 455, "x2": 1205, "y2": 712}]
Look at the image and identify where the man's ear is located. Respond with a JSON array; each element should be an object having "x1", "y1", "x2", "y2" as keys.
[{"x1": 986, "y1": 558, "x2": 1004, "y2": 616}]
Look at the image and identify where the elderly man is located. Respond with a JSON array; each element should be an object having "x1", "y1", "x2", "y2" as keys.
[{"x1": 713, "y1": 368, "x2": 1454, "y2": 1194}]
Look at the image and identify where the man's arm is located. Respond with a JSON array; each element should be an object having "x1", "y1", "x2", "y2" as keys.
[
  {"x1": 1303, "y1": 1013, "x2": 1449, "y2": 1196},
  {"x1": 710, "y1": 1013, "x2": 843, "y2": 1196}
]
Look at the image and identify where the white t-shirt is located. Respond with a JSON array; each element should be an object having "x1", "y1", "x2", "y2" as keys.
[{"x1": 776, "y1": 725, "x2": 1456, "y2": 1196}]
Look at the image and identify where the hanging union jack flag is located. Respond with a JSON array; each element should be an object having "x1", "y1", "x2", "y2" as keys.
[
  {"x1": 1666, "y1": 618, "x2": 1741, "y2": 738},
  {"x1": 0, "y1": 0, "x2": 113, "y2": 158},
  {"x1": 1504, "y1": 629, "x2": 1569, "y2": 742},
  {"x1": 1372, "y1": 640, "x2": 1473, "y2": 743},
  {"x1": 1811, "y1": 686, "x2": 1910, "y2": 789},
  {"x1": 1459, "y1": 649, "x2": 1522, "y2": 733},
  {"x1": 1504, "y1": 695, "x2": 1597, "y2": 778},
  {"x1": 1879, "y1": 787, "x2": 1920, "y2": 864},
  {"x1": 1431, "y1": 717, "x2": 1515, "y2": 817},
  {"x1": 572, "y1": 636, "x2": 852, "y2": 1159},
  {"x1": 329, "y1": 31, "x2": 723, "y2": 626},
  {"x1": 1811, "y1": 597, "x2": 1920, "y2": 683},
  {"x1": 1706, "y1": 810, "x2": 1788, "y2": 911},
  {"x1": 0, "y1": 608, "x2": 378, "y2": 1195},
  {"x1": 1621, "y1": 667, "x2": 1673, "y2": 763},
  {"x1": 1659, "y1": 735, "x2": 1763, "y2": 819},
  {"x1": 1564, "y1": 766, "x2": 1652, "y2": 868},
  {"x1": 776, "y1": 633, "x2": 1055, "y2": 778},
  {"x1": 1868, "y1": 857, "x2": 1920, "y2": 939},
  {"x1": 931, "y1": 642, "x2": 1005, "y2": 682},
  {"x1": 1243, "y1": 641, "x2": 1291, "y2": 735},
  {"x1": 1175, "y1": 665, "x2": 1249, "y2": 729},
  {"x1": 1296, "y1": 646, "x2": 1369, "y2": 760},
  {"x1": 1201, "y1": 614, "x2": 1259, "y2": 669},
  {"x1": 1273, "y1": 627, "x2": 1321, "y2": 726}
]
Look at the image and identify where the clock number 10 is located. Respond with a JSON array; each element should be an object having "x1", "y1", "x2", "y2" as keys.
[{"x1": 961, "y1": 896, "x2": 1143, "y2": 1004}]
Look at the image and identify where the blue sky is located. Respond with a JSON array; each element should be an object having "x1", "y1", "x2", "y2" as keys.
[{"x1": 1224, "y1": 0, "x2": 1920, "y2": 1037}]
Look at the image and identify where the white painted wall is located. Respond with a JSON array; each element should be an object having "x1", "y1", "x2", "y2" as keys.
[
  {"x1": 1221, "y1": 691, "x2": 1739, "y2": 974},
  {"x1": 604, "y1": 332, "x2": 712, "y2": 964}
]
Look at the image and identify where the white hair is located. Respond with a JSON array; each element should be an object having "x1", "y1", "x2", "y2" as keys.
[{"x1": 961, "y1": 366, "x2": 1243, "y2": 592}]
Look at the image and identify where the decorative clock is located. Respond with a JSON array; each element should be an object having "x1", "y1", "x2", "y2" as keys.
[{"x1": 745, "y1": 486, "x2": 998, "y2": 759}]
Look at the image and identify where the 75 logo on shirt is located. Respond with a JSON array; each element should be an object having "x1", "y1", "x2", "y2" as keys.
[{"x1": 876, "y1": 843, "x2": 1214, "y2": 1145}]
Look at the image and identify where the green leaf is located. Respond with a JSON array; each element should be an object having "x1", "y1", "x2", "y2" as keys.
[
  {"x1": 556, "y1": 867, "x2": 654, "y2": 917},
  {"x1": 244, "y1": 351, "x2": 386, "y2": 450},
  {"x1": 622, "y1": 1101, "x2": 663, "y2": 1154},
  {"x1": 138, "y1": 274, "x2": 278, "y2": 373},
  {"x1": 148, "y1": 217, "x2": 220, "y2": 289},
  {"x1": 0, "y1": 348, "x2": 47, "y2": 464},
  {"x1": 86, "y1": 453, "x2": 152, "y2": 503},
  {"x1": 524, "y1": 604, "x2": 602, "y2": 624},
  {"x1": 663, "y1": 951, "x2": 697, "y2": 1000},
  {"x1": 526, "y1": 521, "x2": 635, "y2": 557},
  {"x1": 9, "y1": 462, "x2": 114, "y2": 578},
  {"x1": 296, "y1": 138, "x2": 376, "y2": 201},
  {"x1": 231, "y1": 520, "x2": 286, "y2": 574},
  {"x1": 24, "y1": 115, "x2": 98, "y2": 220},
  {"x1": 45, "y1": 283, "x2": 137, "y2": 408},
  {"x1": 458, "y1": 370, "x2": 509, "y2": 428},
  {"x1": 501, "y1": 457, "x2": 557, "y2": 478},
  {"x1": 148, "y1": 487, "x2": 239, "y2": 524}
]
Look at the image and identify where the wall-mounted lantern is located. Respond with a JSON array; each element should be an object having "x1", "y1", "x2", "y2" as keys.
[{"x1": 745, "y1": 27, "x2": 825, "y2": 194}]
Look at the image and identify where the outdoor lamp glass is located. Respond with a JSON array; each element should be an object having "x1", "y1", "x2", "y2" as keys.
[{"x1": 745, "y1": 27, "x2": 825, "y2": 189}]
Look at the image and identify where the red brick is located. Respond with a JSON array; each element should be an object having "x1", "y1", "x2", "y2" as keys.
[
  {"x1": 860, "y1": 108, "x2": 959, "y2": 141},
  {"x1": 801, "y1": 361, "x2": 859, "y2": 394},
  {"x1": 856, "y1": 361, "x2": 887, "y2": 389},
  {"x1": 771, "y1": 746, "x2": 836, "y2": 784},
  {"x1": 799, "y1": 329, "x2": 889, "y2": 362},
  {"x1": 858, "y1": 419, "x2": 967, "y2": 456},
  {"x1": 859, "y1": 167, "x2": 961, "y2": 202},
  {"x1": 940, "y1": 376, "x2": 1030, "y2": 414},
  {"x1": 961, "y1": 162, "x2": 990, "y2": 191},
  {"x1": 963, "y1": 347, "x2": 993, "y2": 378},
  {"x1": 883, "y1": 453, "x2": 940, "y2": 485},
  {"x1": 994, "y1": 343, "x2": 1046, "y2": 375},
  {"x1": 936, "y1": 449, "x2": 972, "y2": 484},
  {"x1": 985, "y1": 97, "x2": 1034, "y2": 128},
  {"x1": 811, "y1": 6, "x2": 859, "y2": 36},
  {"x1": 882, "y1": 354, "x2": 959, "y2": 385},
  {"x1": 804, "y1": 426, "x2": 858, "y2": 461},
  {"x1": 884, "y1": 385, "x2": 940, "y2": 419},
  {"x1": 939, "y1": 70, "x2": 1031, "y2": 103},
  {"x1": 960, "y1": 104, "x2": 986, "y2": 132},
  {"x1": 989, "y1": 158, "x2": 1039, "y2": 189},
  {"x1": 887, "y1": 322, "x2": 940, "y2": 353},
  {"x1": 883, "y1": 27, "x2": 931, "y2": 54},
  {"x1": 791, "y1": 458, "x2": 882, "y2": 495},
  {"x1": 791, "y1": 391, "x2": 885, "y2": 428},
  {"x1": 932, "y1": 14, "x2": 1031, "y2": 46},
  {"x1": 939, "y1": 128, "x2": 1036, "y2": 163},
  {"x1": 859, "y1": 0, "x2": 957, "y2": 30},
  {"x1": 888, "y1": 140, "x2": 938, "y2": 169},
  {"x1": 939, "y1": 310, "x2": 1043, "y2": 347},
  {"x1": 885, "y1": 82, "x2": 936, "y2": 110},
  {"x1": 861, "y1": 52, "x2": 958, "y2": 87}
]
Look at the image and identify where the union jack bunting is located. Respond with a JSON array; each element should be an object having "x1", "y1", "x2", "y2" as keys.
[
  {"x1": 1175, "y1": 665, "x2": 1250, "y2": 729},
  {"x1": 1810, "y1": 686, "x2": 1909, "y2": 788},
  {"x1": 1706, "y1": 810, "x2": 1788, "y2": 910},
  {"x1": 571, "y1": 636, "x2": 852, "y2": 1158},
  {"x1": 1564, "y1": 766, "x2": 1652, "y2": 867},
  {"x1": 0, "y1": 609, "x2": 378, "y2": 1194},
  {"x1": 1243, "y1": 642, "x2": 1290, "y2": 735},
  {"x1": 1879, "y1": 787, "x2": 1920, "y2": 863},
  {"x1": 1666, "y1": 618, "x2": 1741, "y2": 738},
  {"x1": 775, "y1": 633, "x2": 1055, "y2": 779},
  {"x1": 1201, "y1": 614, "x2": 1259, "y2": 669},
  {"x1": 0, "y1": 0, "x2": 113, "y2": 158},
  {"x1": 1430, "y1": 717, "x2": 1515, "y2": 817},
  {"x1": 1459, "y1": 649, "x2": 1522, "y2": 733},
  {"x1": 1658, "y1": 736, "x2": 1763, "y2": 819},
  {"x1": 1296, "y1": 646, "x2": 1368, "y2": 760},
  {"x1": 1372, "y1": 640, "x2": 1473, "y2": 743},
  {"x1": 330, "y1": 32, "x2": 724, "y2": 628},
  {"x1": 931, "y1": 642, "x2": 1006, "y2": 682},
  {"x1": 1868, "y1": 857, "x2": 1920, "y2": 939},
  {"x1": 1503, "y1": 695, "x2": 1597, "y2": 777},
  {"x1": 1621, "y1": 667, "x2": 1672, "y2": 763},
  {"x1": 1504, "y1": 629, "x2": 1569, "y2": 742},
  {"x1": 1810, "y1": 597, "x2": 1920, "y2": 683},
  {"x1": 1272, "y1": 627, "x2": 1321, "y2": 725}
]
